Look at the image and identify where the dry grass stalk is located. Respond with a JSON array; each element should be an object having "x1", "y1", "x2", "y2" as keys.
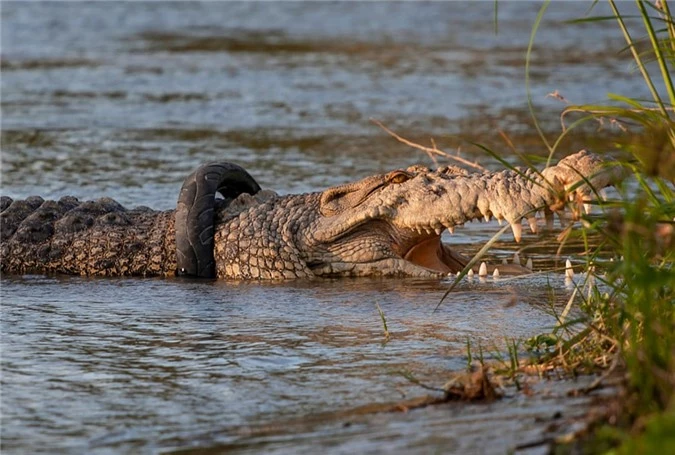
[{"x1": 370, "y1": 118, "x2": 487, "y2": 171}]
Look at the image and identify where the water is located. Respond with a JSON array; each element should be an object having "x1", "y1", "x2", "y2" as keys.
[
  {"x1": 2, "y1": 2, "x2": 640, "y2": 206},
  {"x1": 3, "y1": 275, "x2": 594, "y2": 454},
  {"x1": 1, "y1": 2, "x2": 629, "y2": 453}
]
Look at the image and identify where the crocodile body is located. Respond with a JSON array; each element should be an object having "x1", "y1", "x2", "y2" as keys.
[
  {"x1": 0, "y1": 196, "x2": 177, "y2": 276},
  {"x1": 0, "y1": 150, "x2": 621, "y2": 279}
]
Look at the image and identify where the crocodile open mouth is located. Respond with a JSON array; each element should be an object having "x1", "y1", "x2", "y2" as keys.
[{"x1": 401, "y1": 235, "x2": 468, "y2": 274}]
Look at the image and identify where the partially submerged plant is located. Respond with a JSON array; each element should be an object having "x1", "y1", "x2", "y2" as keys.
[{"x1": 375, "y1": 302, "x2": 391, "y2": 343}]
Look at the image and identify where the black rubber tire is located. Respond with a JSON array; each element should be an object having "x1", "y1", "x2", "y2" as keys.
[{"x1": 175, "y1": 162, "x2": 261, "y2": 278}]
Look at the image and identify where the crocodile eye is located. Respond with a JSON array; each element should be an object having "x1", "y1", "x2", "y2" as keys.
[{"x1": 387, "y1": 170, "x2": 412, "y2": 185}]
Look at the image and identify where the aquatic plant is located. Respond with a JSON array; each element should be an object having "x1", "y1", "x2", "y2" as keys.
[{"x1": 375, "y1": 302, "x2": 391, "y2": 343}]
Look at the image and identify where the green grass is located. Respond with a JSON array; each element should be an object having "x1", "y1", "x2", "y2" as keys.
[
  {"x1": 428, "y1": 0, "x2": 674, "y2": 449},
  {"x1": 375, "y1": 302, "x2": 391, "y2": 343},
  {"x1": 519, "y1": 0, "x2": 675, "y2": 450},
  {"x1": 391, "y1": 2, "x2": 672, "y2": 448}
]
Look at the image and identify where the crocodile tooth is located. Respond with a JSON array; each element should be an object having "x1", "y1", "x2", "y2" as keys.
[
  {"x1": 467, "y1": 268, "x2": 474, "y2": 277},
  {"x1": 544, "y1": 209, "x2": 554, "y2": 230},
  {"x1": 568, "y1": 193, "x2": 576, "y2": 202},
  {"x1": 600, "y1": 189, "x2": 608, "y2": 201},
  {"x1": 526, "y1": 216, "x2": 537, "y2": 234},
  {"x1": 572, "y1": 206, "x2": 581, "y2": 221},
  {"x1": 526, "y1": 258, "x2": 533, "y2": 270},
  {"x1": 511, "y1": 222, "x2": 523, "y2": 243},
  {"x1": 583, "y1": 203, "x2": 592, "y2": 215},
  {"x1": 565, "y1": 259, "x2": 574, "y2": 279},
  {"x1": 484, "y1": 214, "x2": 491, "y2": 222},
  {"x1": 434, "y1": 227, "x2": 442, "y2": 236},
  {"x1": 513, "y1": 252, "x2": 520, "y2": 265},
  {"x1": 447, "y1": 226, "x2": 455, "y2": 234},
  {"x1": 557, "y1": 212, "x2": 568, "y2": 227},
  {"x1": 478, "y1": 262, "x2": 488, "y2": 277},
  {"x1": 493, "y1": 268, "x2": 500, "y2": 278},
  {"x1": 496, "y1": 217, "x2": 503, "y2": 226}
]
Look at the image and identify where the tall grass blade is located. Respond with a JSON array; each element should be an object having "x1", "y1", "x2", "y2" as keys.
[
  {"x1": 609, "y1": 0, "x2": 669, "y2": 115},
  {"x1": 526, "y1": 1, "x2": 553, "y2": 157},
  {"x1": 636, "y1": 0, "x2": 675, "y2": 108}
]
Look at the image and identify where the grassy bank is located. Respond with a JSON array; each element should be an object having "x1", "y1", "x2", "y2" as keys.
[{"x1": 387, "y1": 2, "x2": 672, "y2": 449}]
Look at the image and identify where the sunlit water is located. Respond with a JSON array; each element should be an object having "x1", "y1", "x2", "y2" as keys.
[{"x1": 1, "y1": 2, "x2": 629, "y2": 453}]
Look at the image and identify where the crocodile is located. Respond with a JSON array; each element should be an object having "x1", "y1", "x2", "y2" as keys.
[{"x1": 0, "y1": 150, "x2": 622, "y2": 279}]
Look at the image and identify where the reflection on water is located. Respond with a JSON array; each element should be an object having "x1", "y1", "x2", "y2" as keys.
[{"x1": 1, "y1": 2, "x2": 624, "y2": 453}]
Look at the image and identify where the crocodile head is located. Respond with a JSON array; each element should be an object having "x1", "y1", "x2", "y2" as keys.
[{"x1": 300, "y1": 150, "x2": 622, "y2": 278}]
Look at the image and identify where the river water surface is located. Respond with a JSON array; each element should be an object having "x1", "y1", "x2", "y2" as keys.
[{"x1": 2, "y1": 2, "x2": 634, "y2": 454}]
